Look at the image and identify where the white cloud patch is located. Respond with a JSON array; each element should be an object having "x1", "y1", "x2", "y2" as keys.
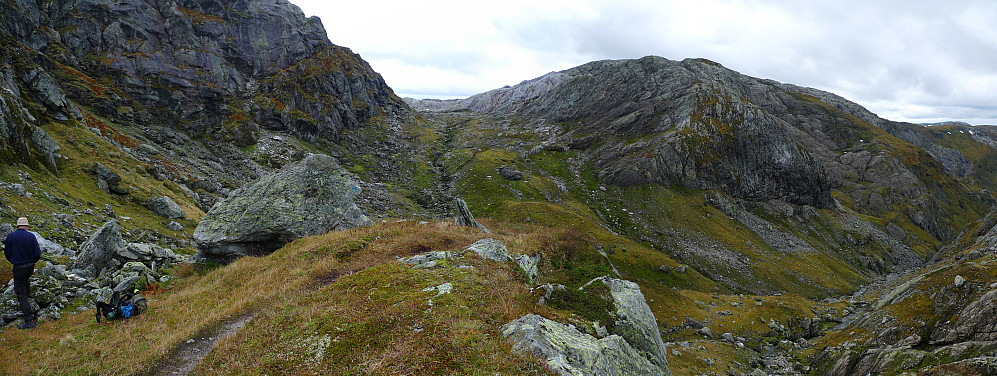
[{"x1": 291, "y1": 0, "x2": 997, "y2": 124}]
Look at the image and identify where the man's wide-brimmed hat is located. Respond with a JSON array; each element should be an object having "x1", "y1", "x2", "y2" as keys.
[{"x1": 16, "y1": 217, "x2": 28, "y2": 227}]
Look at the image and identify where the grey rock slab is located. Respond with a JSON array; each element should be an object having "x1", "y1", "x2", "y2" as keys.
[
  {"x1": 516, "y1": 253, "x2": 541, "y2": 283},
  {"x1": 92, "y1": 163, "x2": 122, "y2": 186},
  {"x1": 585, "y1": 277, "x2": 671, "y2": 370},
  {"x1": 71, "y1": 220, "x2": 126, "y2": 277},
  {"x1": 502, "y1": 314, "x2": 672, "y2": 376},
  {"x1": 400, "y1": 251, "x2": 452, "y2": 268},
  {"x1": 465, "y1": 238, "x2": 511, "y2": 262},
  {"x1": 454, "y1": 198, "x2": 489, "y2": 233},
  {"x1": 32, "y1": 231, "x2": 68, "y2": 256},
  {"x1": 147, "y1": 196, "x2": 185, "y2": 219},
  {"x1": 118, "y1": 243, "x2": 178, "y2": 263},
  {"x1": 194, "y1": 154, "x2": 371, "y2": 262}
]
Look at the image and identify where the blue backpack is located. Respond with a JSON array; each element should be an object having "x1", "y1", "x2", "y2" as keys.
[{"x1": 95, "y1": 291, "x2": 147, "y2": 322}]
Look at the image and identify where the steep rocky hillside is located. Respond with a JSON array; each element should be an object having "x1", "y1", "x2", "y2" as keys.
[
  {"x1": 3, "y1": 1, "x2": 997, "y2": 375},
  {"x1": 411, "y1": 57, "x2": 994, "y2": 297},
  {"x1": 0, "y1": 0, "x2": 443, "y2": 249}
]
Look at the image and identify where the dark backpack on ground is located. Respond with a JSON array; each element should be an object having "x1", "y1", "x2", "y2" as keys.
[{"x1": 95, "y1": 290, "x2": 147, "y2": 323}]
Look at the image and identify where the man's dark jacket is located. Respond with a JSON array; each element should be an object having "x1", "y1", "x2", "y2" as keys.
[{"x1": 4, "y1": 229, "x2": 41, "y2": 266}]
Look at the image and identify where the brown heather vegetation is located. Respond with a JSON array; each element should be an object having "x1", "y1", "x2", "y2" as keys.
[{"x1": 0, "y1": 221, "x2": 581, "y2": 375}]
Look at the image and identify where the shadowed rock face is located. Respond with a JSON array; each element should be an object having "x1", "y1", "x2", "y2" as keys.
[
  {"x1": 193, "y1": 154, "x2": 371, "y2": 262},
  {"x1": 0, "y1": 0, "x2": 407, "y2": 173}
]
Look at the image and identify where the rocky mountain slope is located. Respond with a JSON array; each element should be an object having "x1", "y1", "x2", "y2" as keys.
[
  {"x1": 411, "y1": 56, "x2": 994, "y2": 298},
  {"x1": 3, "y1": 0, "x2": 997, "y2": 375}
]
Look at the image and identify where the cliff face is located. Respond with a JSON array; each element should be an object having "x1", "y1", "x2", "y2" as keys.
[{"x1": 0, "y1": 0, "x2": 406, "y2": 171}]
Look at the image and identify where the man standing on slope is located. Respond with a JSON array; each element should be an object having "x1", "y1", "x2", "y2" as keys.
[{"x1": 4, "y1": 217, "x2": 41, "y2": 329}]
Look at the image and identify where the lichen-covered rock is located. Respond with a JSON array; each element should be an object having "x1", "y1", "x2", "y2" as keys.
[
  {"x1": 454, "y1": 198, "x2": 489, "y2": 233},
  {"x1": 465, "y1": 238, "x2": 510, "y2": 262},
  {"x1": 400, "y1": 251, "x2": 452, "y2": 268},
  {"x1": 71, "y1": 220, "x2": 127, "y2": 277},
  {"x1": 589, "y1": 277, "x2": 671, "y2": 370},
  {"x1": 147, "y1": 196, "x2": 185, "y2": 219},
  {"x1": 516, "y1": 253, "x2": 541, "y2": 283},
  {"x1": 501, "y1": 314, "x2": 672, "y2": 376},
  {"x1": 116, "y1": 243, "x2": 178, "y2": 266},
  {"x1": 194, "y1": 154, "x2": 371, "y2": 261},
  {"x1": 33, "y1": 231, "x2": 70, "y2": 257},
  {"x1": 935, "y1": 289, "x2": 997, "y2": 343},
  {"x1": 504, "y1": 277, "x2": 671, "y2": 375}
]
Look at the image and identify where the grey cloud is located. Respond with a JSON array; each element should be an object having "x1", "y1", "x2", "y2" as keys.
[{"x1": 317, "y1": 0, "x2": 997, "y2": 123}]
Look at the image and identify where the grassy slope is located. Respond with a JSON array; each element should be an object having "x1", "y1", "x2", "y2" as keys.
[
  {"x1": 1, "y1": 111, "x2": 204, "y2": 250},
  {"x1": 0, "y1": 221, "x2": 556, "y2": 375},
  {"x1": 0, "y1": 217, "x2": 828, "y2": 376}
]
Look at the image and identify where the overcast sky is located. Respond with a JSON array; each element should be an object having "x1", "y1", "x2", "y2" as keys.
[{"x1": 292, "y1": 0, "x2": 997, "y2": 125}]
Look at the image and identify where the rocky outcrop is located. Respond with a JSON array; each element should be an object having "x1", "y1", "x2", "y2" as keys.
[
  {"x1": 194, "y1": 154, "x2": 371, "y2": 261},
  {"x1": 502, "y1": 314, "x2": 671, "y2": 376},
  {"x1": 71, "y1": 219, "x2": 127, "y2": 277},
  {"x1": 503, "y1": 276, "x2": 671, "y2": 375},
  {"x1": 591, "y1": 277, "x2": 670, "y2": 370},
  {"x1": 465, "y1": 238, "x2": 511, "y2": 262},
  {"x1": 147, "y1": 196, "x2": 185, "y2": 219},
  {"x1": 0, "y1": 67, "x2": 62, "y2": 172},
  {"x1": 454, "y1": 198, "x2": 489, "y2": 232},
  {"x1": 10, "y1": 0, "x2": 408, "y2": 138},
  {"x1": 934, "y1": 289, "x2": 997, "y2": 343},
  {"x1": 0, "y1": 0, "x2": 409, "y2": 192}
]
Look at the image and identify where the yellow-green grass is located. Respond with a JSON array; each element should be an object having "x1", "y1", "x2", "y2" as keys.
[
  {"x1": 0, "y1": 220, "x2": 620, "y2": 375},
  {"x1": 0, "y1": 215, "x2": 861, "y2": 376},
  {"x1": 455, "y1": 148, "x2": 564, "y2": 218},
  {"x1": 601, "y1": 184, "x2": 868, "y2": 298},
  {"x1": 666, "y1": 341, "x2": 753, "y2": 376}
]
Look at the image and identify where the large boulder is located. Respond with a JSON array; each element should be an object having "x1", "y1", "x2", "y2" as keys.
[
  {"x1": 71, "y1": 220, "x2": 126, "y2": 277},
  {"x1": 147, "y1": 196, "x2": 185, "y2": 218},
  {"x1": 502, "y1": 314, "x2": 672, "y2": 376},
  {"x1": 92, "y1": 162, "x2": 121, "y2": 186},
  {"x1": 592, "y1": 277, "x2": 671, "y2": 370},
  {"x1": 503, "y1": 277, "x2": 672, "y2": 376},
  {"x1": 194, "y1": 154, "x2": 371, "y2": 261}
]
